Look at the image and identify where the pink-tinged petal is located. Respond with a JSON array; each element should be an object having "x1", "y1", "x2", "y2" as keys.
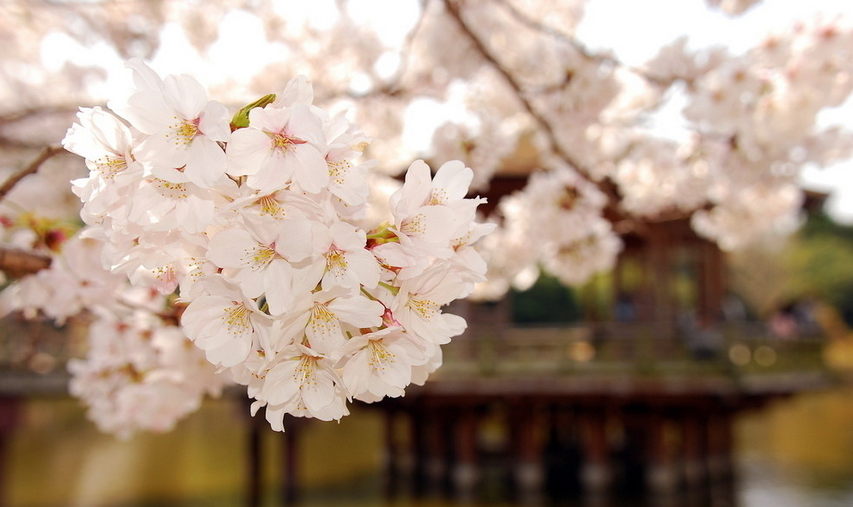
[
  {"x1": 342, "y1": 349, "x2": 371, "y2": 395},
  {"x1": 246, "y1": 159, "x2": 292, "y2": 194},
  {"x1": 184, "y1": 137, "x2": 228, "y2": 188},
  {"x1": 398, "y1": 205, "x2": 457, "y2": 244},
  {"x1": 248, "y1": 107, "x2": 291, "y2": 132},
  {"x1": 263, "y1": 403, "x2": 287, "y2": 432},
  {"x1": 176, "y1": 194, "x2": 215, "y2": 234},
  {"x1": 275, "y1": 75, "x2": 314, "y2": 107},
  {"x1": 144, "y1": 132, "x2": 192, "y2": 170},
  {"x1": 150, "y1": 165, "x2": 191, "y2": 184},
  {"x1": 275, "y1": 219, "x2": 315, "y2": 262},
  {"x1": 264, "y1": 259, "x2": 294, "y2": 316},
  {"x1": 370, "y1": 242, "x2": 418, "y2": 270},
  {"x1": 226, "y1": 129, "x2": 274, "y2": 177},
  {"x1": 329, "y1": 222, "x2": 365, "y2": 250},
  {"x1": 392, "y1": 160, "x2": 432, "y2": 217},
  {"x1": 206, "y1": 335, "x2": 253, "y2": 368},
  {"x1": 301, "y1": 370, "x2": 337, "y2": 413},
  {"x1": 328, "y1": 295, "x2": 384, "y2": 328},
  {"x1": 432, "y1": 160, "x2": 473, "y2": 203},
  {"x1": 234, "y1": 266, "x2": 266, "y2": 300},
  {"x1": 288, "y1": 104, "x2": 326, "y2": 146},
  {"x1": 198, "y1": 101, "x2": 231, "y2": 141},
  {"x1": 375, "y1": 350, "x2": 410, "y2": 389},
  {"x1": 292, "y1": 259, "x2": 326, "y2": 294},
  {"x1": 441, "y1": 312, "x2": 468, "y2": 337},
  {"x1": 329, "y1": 173, "x2": 368, "y2": 205},
  {"x1": 181, "y1": 295, "x2": 232, "y2": 339},
  {"x1": 262, "y1": 360, "x2": 301, "y2": 406},
  {"x1": 207, "y1": 229, "x2": 258, "y2": 268},
  {"x1": 310, "y1": 395, "x2": 349, "y2": 421},
  {"x1": 345, "y1": 249, "x2": 381, "y2": 289},
  {"x1": 162, "y1": 74, "x2": 208, "y2": 120},
  {"x1": 306, "y1": 304, "x2": 345, "y2": 353},
  {"x1": 121, "y1": 91, "x2": 174, "y2": 135},
  {"x1": 292, "y1": 144, "x2": 329, "y2": 194},
  {"x1": 126, "y1": 58, "x2": 163, "y2": 92}
]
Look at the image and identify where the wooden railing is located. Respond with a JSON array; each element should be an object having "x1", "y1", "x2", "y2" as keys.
[
  {"x1": 0, "y1": 314, "x2": 832, "y2": 394},
  {"x1": 440, "y1": 321, "x2": 829, "y2": 380}
]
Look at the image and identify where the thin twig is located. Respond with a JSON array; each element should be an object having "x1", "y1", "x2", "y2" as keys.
[
  {"x1": 442, "y1": 0, "x2": 588, "y2": 170},
  {"x1": 493, "y1": 0, "x2": 669, "y2": 88},
  {"x1": 0, "y1": 145, "x2": 65, "y2": 204}
]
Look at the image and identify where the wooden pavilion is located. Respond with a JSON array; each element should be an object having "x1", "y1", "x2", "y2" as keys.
[{"x1": 374, "y1": 174, "x2": 833, "y2": 503}]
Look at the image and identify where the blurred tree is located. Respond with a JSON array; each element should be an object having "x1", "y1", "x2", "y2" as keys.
[
  {"x1": 511, "y1": 273, "x2": 582, "y2": 324},
  {"x1": 1, "y1": 0, "x2": 853, "y2": 435}
]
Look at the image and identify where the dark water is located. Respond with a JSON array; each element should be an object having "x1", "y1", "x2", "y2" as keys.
[{"x1": 8, "y1": 384, "x2": 853, "y2": 507}]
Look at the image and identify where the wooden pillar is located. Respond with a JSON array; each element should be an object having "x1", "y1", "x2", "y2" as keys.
[
  {"x1": 645, "y1": 413, "x2": 678, "y2": 494},
  {"x1": 681, "y1": 411, "x2": 707, "y2": 489},
  {"x1": 423, "y1": 408, "x2": 449, "y2": 495},
  {"x1": 453, "y1": 407, "x2": 479, "y2": 499},
  {"x1": 408, "y1": 406, "x2": 426, "y2": 494},
  {"x1": 706, "y1": 410, "x2": 734, "y2": 483},
  {"x1": 513, "y1": 404, "x2": 544, "y2": 502},
  {"x1": 0, "y1": 397, "x2": 19, "y2": 507},
  {"x1": 698, "y1": 241, "x2": 725, "y2": 327},
  {"x1": 382, "y1": 408, "x2": 417, "y2": 497},
  {"x1": 281, "y1": 418, "x2": 300, "y2": 505},
  {"x1": 650, "y1": 225, "x2": 674, "y2": 329},
  {"x1": 579, "y1": 409, "x2": 611, "y2": 493},
  {"x1": 246, "y1": 403, "x2": 263, "y2": 507}
]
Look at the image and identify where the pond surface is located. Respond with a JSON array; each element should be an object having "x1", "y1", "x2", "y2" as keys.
[{"x1": 7, "y1": 382, "x2": 853, "y2": 507}]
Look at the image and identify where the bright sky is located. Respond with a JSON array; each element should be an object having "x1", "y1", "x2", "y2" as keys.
[{"x1": 40, "y1": 0, "x2": 853, "y2": 222}]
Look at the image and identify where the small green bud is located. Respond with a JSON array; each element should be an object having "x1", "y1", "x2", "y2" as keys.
[{"x1": 230, "y1": 93, "x2": 276, "y2": 131}]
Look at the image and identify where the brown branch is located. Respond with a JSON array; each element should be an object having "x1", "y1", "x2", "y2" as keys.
[
  {"x1": 0, "y1": 246, "x2": 51, "y2": 278},
  {"x1": 442, "y1": 0, "x2": 589, "y2": 171},
  {"x1": 441, "y1": 0, "x2": 631, "y2": 216},
  {"x1": 0, "y1": 105, "x2": 80, "y2": 127},
  {"x1": 0, "y1": 145, "x2": 65, "y2": 204}
]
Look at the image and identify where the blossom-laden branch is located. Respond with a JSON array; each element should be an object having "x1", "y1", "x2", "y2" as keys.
[
  {"x1": 0, "y1": 246, "x2": 51, "y2": 278},
  {"x1": 440, "y1": 0, "x2": 625, "y2": 211},
  {"x1": 441, "y1": 0, "x2": 588, "y2": 169},
  {"x1": 0, "y1": 145, "x2": 65, "y2": 204},
  {"x1": 0, "y1": 59, "x2": 495, "y2": 437}
]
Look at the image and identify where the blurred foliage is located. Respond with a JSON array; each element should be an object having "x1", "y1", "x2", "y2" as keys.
[
  {"x1": 730, "y1": 211, "x2": 853, "y2": 327},
  {"x1": 511, "y1": 272, "x2": 582, "y2": 324},
  {"x1": 786, "y1": 213, "x2": 853, "y2": 326}
]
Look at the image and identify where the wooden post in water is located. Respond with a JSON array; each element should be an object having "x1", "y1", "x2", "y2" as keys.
[
  {"x1": 645, "y1": 413, "x2": 678, "y2": 494},
  {"x1": 681, "y1": 411, "x2": 707, "y2": 489},
  {"x1": 423, "y1": 407, "x2": 449, "y2": 494},
  {"x1": 579, "y1": 409, "x2": 611, "y2": 494},
  {"x1": 281, "y1": 417, "x2": 300, "y2": 505},
  {"x1": 706, "y1": 410, "x2": 734, "y2": 483},
  {"x1": 247, "y1": 402, "x2": 263, "y2": 507},
  {"x1": 513, "y1": 402, "x2": 545, "y2": 502},
  {"x1": 453, "y1": 407, "x2": 479, "y2": 500},
  {"x1": 382, "y1": 409, "x2": 406, "y2": 497},
  {"x1": 0, "y1": 397, "x2": 19, "y2": 507}
]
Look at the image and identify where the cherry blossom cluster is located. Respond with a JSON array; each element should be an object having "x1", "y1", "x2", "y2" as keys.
[
  {"x1": 471, "y1": 164, "x2": 620, "y2": 299},
  {"x1": 60, "y1": 60, "x2": 491, "y2": 432},
  {"x1": 0, "y1": 236, "x2": 225, "y2": 438}
]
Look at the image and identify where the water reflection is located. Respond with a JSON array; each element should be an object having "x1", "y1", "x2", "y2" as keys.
[{"x1": 8, "y1": 385, "x2": 853, "y2": 507}]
